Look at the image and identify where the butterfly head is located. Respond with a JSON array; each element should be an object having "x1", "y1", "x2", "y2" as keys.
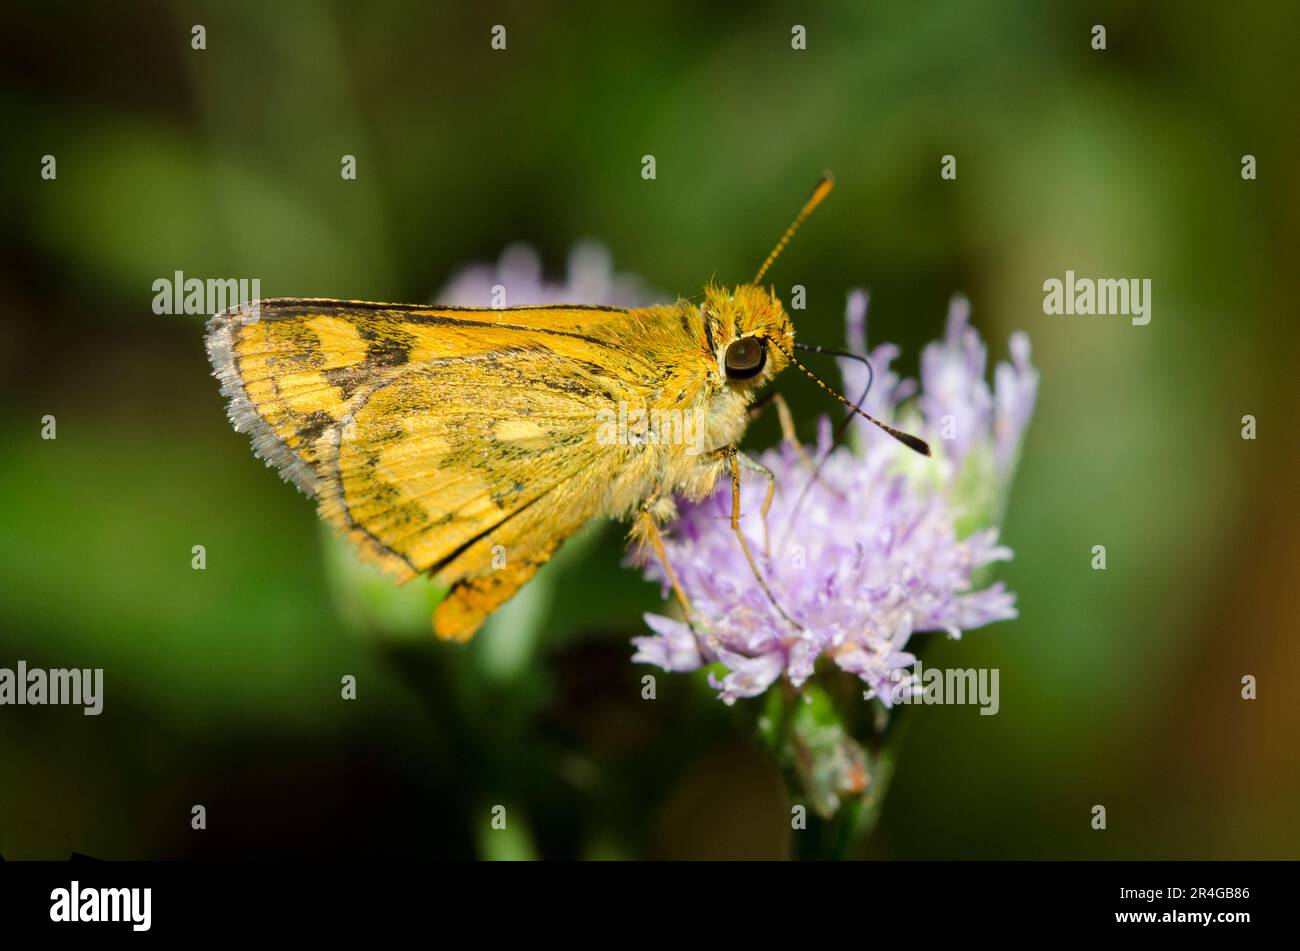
[{"x1": 701, "y1": 283, "x2": 793, "y2": 389}]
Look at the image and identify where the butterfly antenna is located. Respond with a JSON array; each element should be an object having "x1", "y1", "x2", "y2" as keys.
[
  {"x1": 796, "y1": 343, "x2": 874, "y2": 465},
  {"x1": 765, "y1": 335, "x2": 930, "y2": 456},
  {"x1": 778, "y1": 343, "x2": 873, "y2": 544},
  {"x1": 752, "y1": 173, "x2": 835, "y2": 285}
]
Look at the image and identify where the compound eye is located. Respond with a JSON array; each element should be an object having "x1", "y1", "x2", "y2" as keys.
[{"x1": 724, "y1": 337, "x2": 767, "y2": 380}]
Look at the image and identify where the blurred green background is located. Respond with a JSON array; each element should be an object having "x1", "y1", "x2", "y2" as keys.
[{"x1": 2, "y1": 0, "x2": 1297, "y2": 859}]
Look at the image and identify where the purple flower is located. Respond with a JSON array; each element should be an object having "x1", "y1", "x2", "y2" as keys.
[
  {"x1": 436, "y1": 242, "x2": 656, "y2": 308},
  {"x1": 634, "y1": 292, "x2": 1037, "y2": 704},
  {"x1": 915, "y1": 294, "x2": 1039, "y2": 483}
]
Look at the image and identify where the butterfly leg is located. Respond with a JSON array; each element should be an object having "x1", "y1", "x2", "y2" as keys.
[
  {"x1": 636, "y1": 505, "x2": 694, "y2": 622},
  {"x1": 748, "y1": 391, "x2": 817, "y2": 477},
  {"x1": 721, "y1": 446, "x2": 802, "y2": 632},
  {"x1": 734, "y1": 451, "x2": 776, "y2": 558}
]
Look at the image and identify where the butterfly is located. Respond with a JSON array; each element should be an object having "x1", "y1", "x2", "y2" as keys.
[{"x1": 205, "y1": 175, "x2": 929, "y2": 641}]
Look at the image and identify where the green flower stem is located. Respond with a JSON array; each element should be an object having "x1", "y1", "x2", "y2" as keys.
[{"x1": 759, "y1": 676, "x2": 913, "y2": 860}]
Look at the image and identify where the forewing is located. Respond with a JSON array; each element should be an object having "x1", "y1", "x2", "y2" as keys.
[
  {"x1": 206, "y1": 299, "x2": 642, "y2": 638},
  {"x1": 319, "y1": 348, "x2": 619, "y2": 578},
  {"x1": 205, "y1": 298, "x2": 636, "y2": 495}
]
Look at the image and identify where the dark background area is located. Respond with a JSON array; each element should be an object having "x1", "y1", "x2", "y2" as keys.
[{"x1": 1, "y1": 1, "x2": 1297, "y2": 859}]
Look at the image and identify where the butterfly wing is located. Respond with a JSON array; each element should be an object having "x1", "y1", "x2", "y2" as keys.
[{"x1": 206, "y1": 298, "x2": 646, "y2": 639}]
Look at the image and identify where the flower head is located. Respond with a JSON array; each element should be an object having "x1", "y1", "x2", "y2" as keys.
[
  {"x1": 634, "y1": 293, "x2": 1037, "y2": 704},
  {"x1": 437, "y1": 241, "x2": 655, "y2": 308}
]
